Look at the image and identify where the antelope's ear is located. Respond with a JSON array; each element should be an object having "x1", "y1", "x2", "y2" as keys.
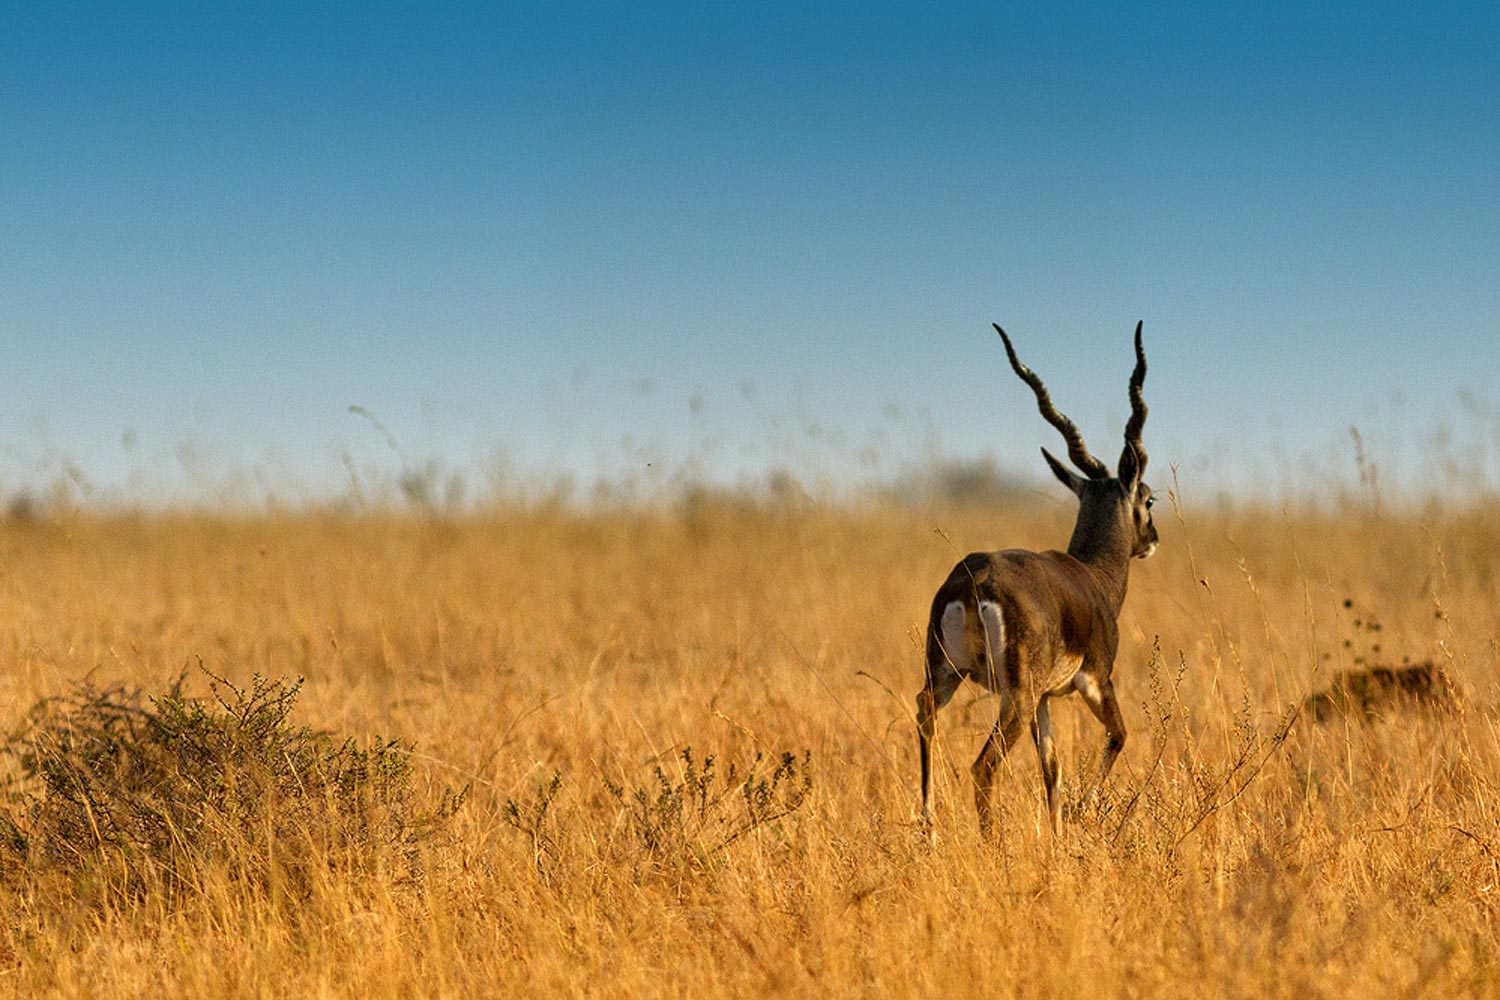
[
  {"x1": 1117, "y1": 440, "x2": 1142, "y2": 496},
  {"x1": 1042, "y1": 447, "x2": 1085, "y2": 496}
]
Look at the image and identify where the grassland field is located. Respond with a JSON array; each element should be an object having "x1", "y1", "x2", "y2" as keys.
[{"x1": 0, "y1": 489, "x2": 1498, "y2": 998}]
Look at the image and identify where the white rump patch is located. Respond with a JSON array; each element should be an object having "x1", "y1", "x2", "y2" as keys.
[
  {"x1": 978, "y1": 601, "x2": 1005, "y2": 685},
  {"x1": 940, "y1": 600, "x2": 1008, "y2": 696},
  {"x1": 940, "y1": 601, "x2": 970, "y2": 674}
]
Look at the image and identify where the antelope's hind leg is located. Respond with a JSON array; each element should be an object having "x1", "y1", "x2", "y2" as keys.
[
  {"x1": 917, "y1": 602, "x2": 969, "y2": 828},
  {"x1": 917, "y1": 671, "x2": 961, "y2": 828},
  {"x1": 972, "y1": 703, "x2": 1025, "y2": 841},
  {"x1": 971, "y1": 598, "x2": 1022, "y2": 840}
]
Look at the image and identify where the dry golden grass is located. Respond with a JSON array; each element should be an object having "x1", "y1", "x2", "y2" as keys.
[{"x1": 1, "y1": 490, "x2": 1498, "y2": 998}]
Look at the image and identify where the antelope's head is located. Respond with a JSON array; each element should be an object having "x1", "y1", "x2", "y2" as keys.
[{"x1": 995, "y1": 321, "x2": 1158, "y2": 561}]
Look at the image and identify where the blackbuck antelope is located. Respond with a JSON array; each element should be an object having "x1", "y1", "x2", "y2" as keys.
[{"x1": 918, "y1": 322, "x2": 1157, "y2": 838}]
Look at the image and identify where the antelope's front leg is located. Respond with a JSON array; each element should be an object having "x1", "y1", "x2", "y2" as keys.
[{"x1": 1077, "y1": 673, "x2": 1128, "y2": 790}]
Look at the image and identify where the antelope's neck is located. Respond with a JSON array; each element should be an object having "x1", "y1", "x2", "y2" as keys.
[{"x1": 1065, "y1": 527, "x2": 1133, "y2": 612}]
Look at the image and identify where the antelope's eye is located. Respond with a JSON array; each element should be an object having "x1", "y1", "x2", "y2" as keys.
[{"x1": 1145, "y1": 497, "x2": 1155, "y2": 510}]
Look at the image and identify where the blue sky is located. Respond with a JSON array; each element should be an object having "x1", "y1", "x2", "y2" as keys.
[{"x1": 3, "y1": 3, "x2": 1498, "y2": 505}]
